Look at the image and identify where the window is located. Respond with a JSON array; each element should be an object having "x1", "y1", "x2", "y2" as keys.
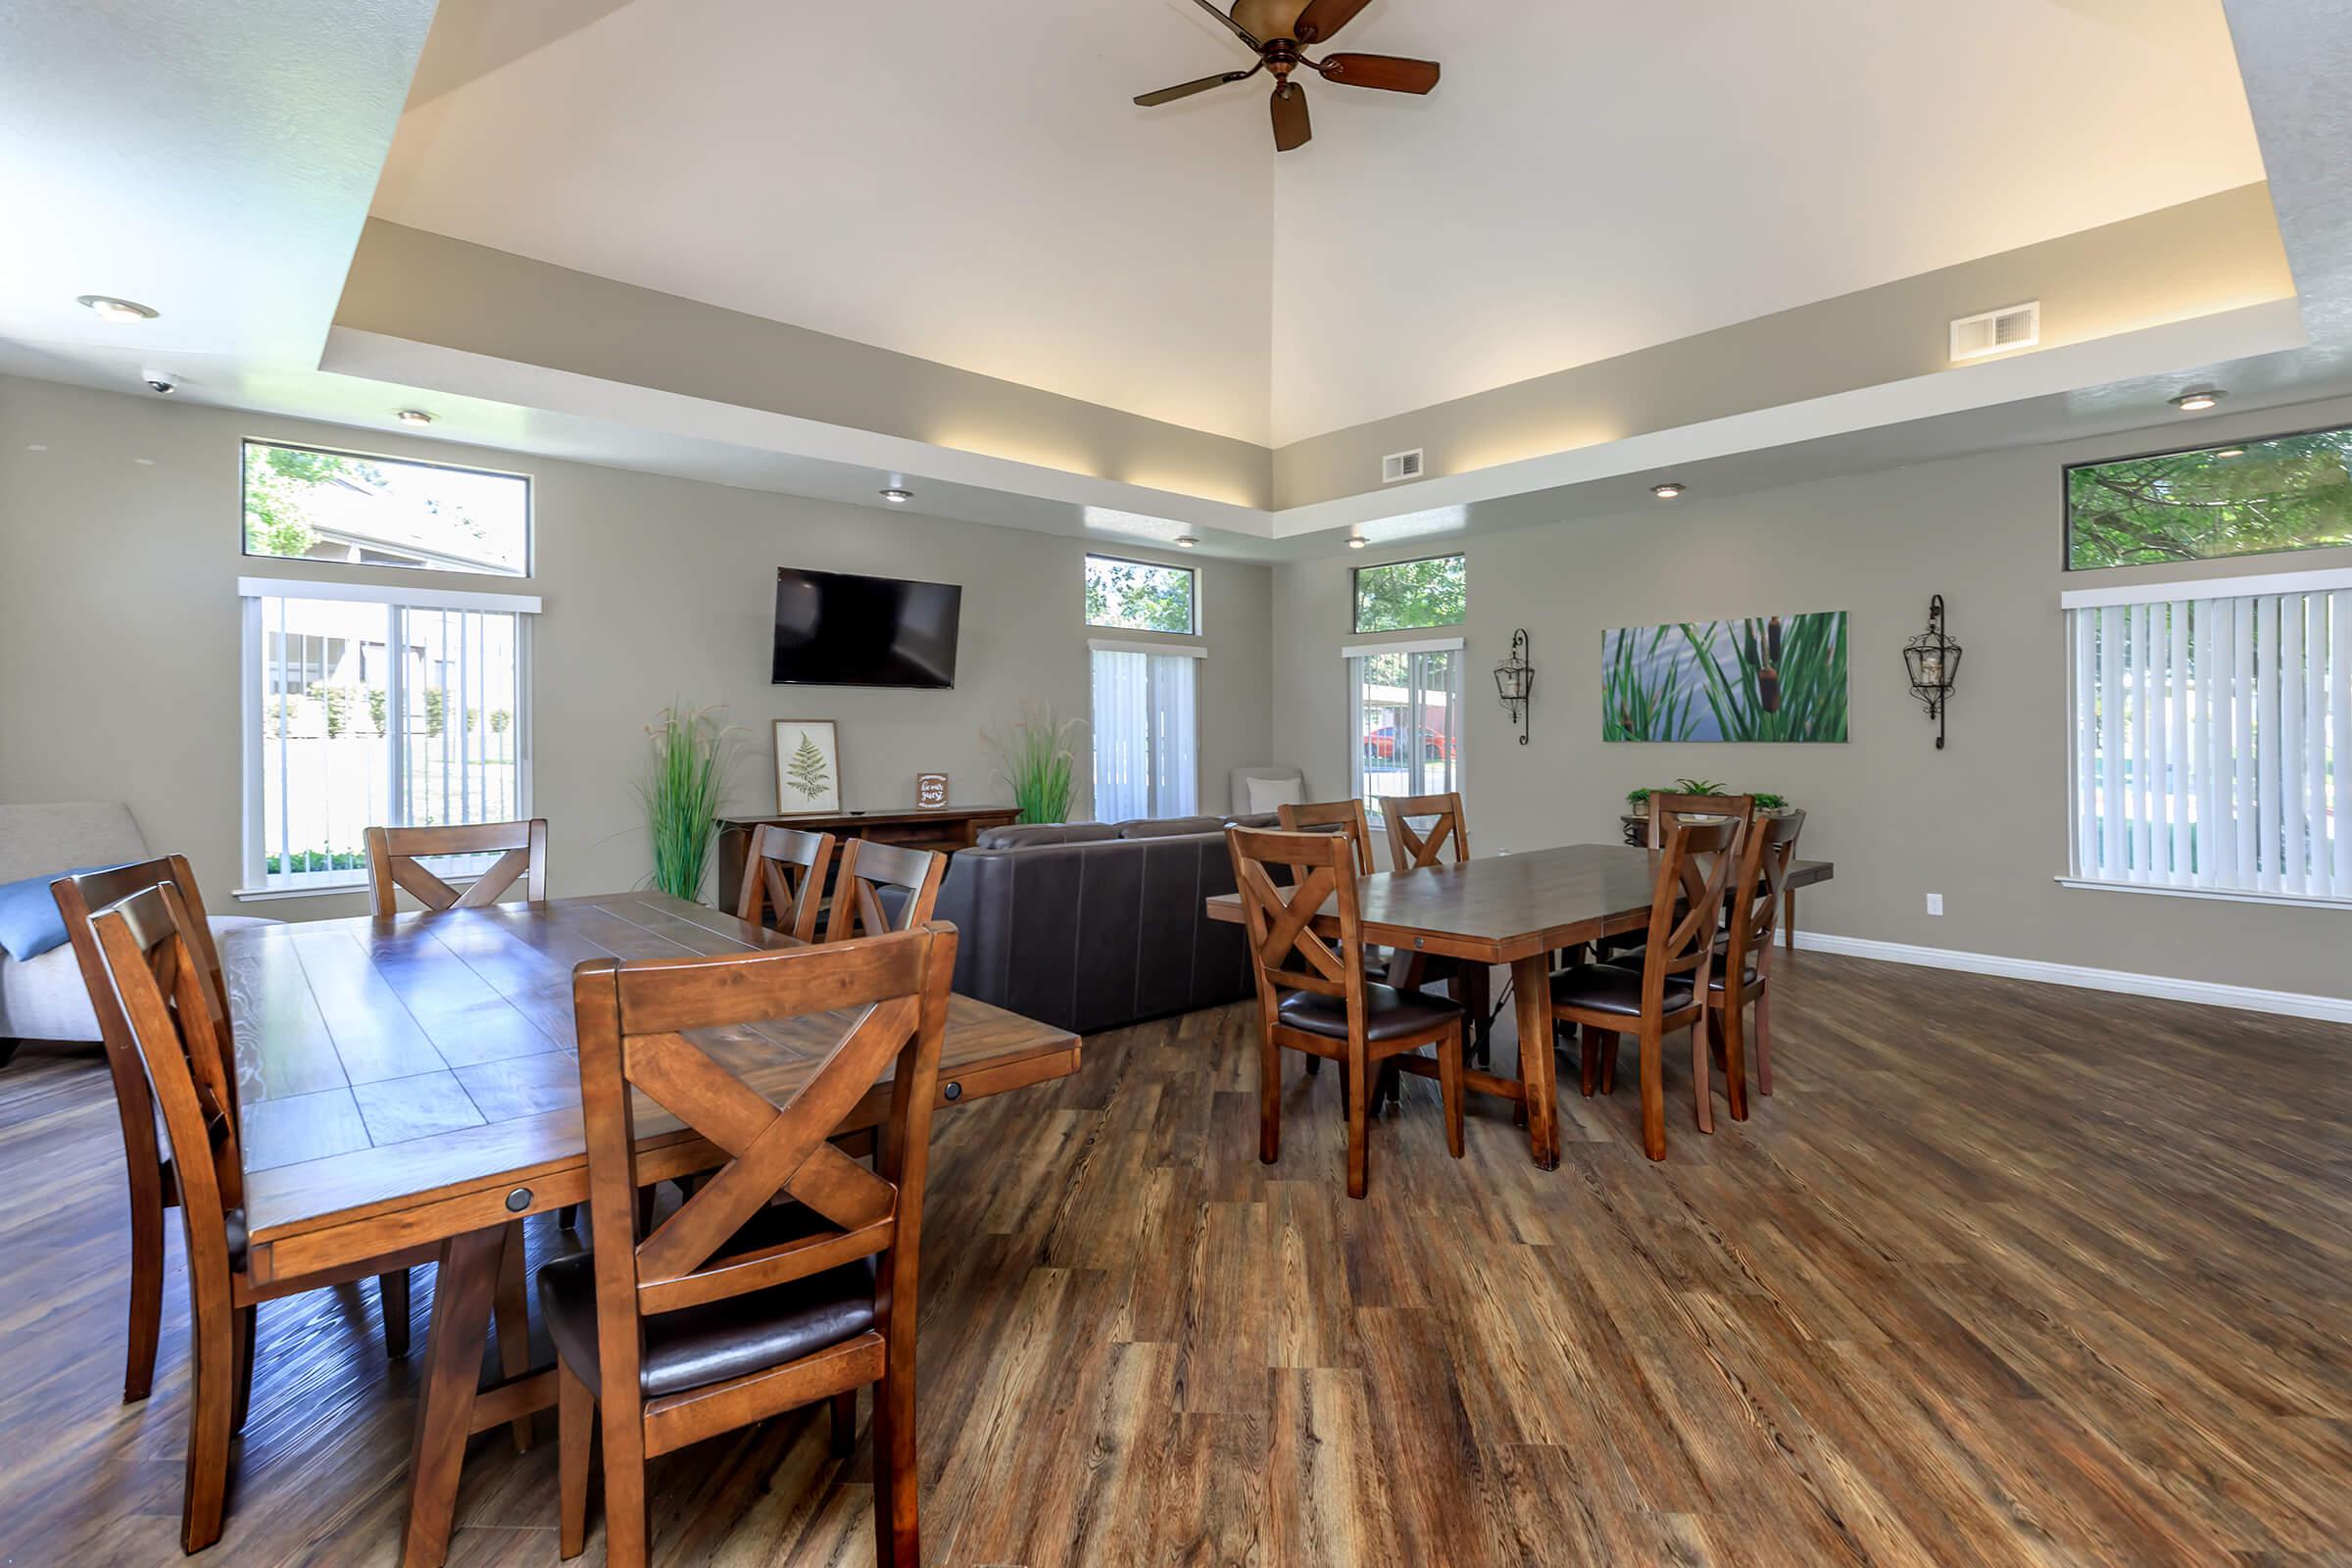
[
  {"x1": 240, "y1": 578, "x2": 537, "y2": 893},
  {"x1": 1090, "y1": 641, "x2": 1200, "y2": 820},
  {"x1": 2066, "y1": 424, "x2": 2352, "y2": 570},
  {"x1": 1353, "y1": 553, "x2": 1465, "y2": 634},
  {"x1": 2063, "y1": 570, "x2": 2350, "y2": 901},
  {"x1": 1348, "y1": 639, "x2": 1462, "y2": 818},
  {"x1": 1085, "y1": 555, "x2": 1196, "y2": 634},
  {"x1": 242, "y1": 440, "x2": 531, "y2": 576}
]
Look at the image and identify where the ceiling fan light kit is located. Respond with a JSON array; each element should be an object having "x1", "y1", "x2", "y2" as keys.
[{"x1": 1136, "y1": 0, "x2": 1440, "y2": 152}]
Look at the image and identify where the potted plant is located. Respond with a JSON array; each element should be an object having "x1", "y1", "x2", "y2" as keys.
[
  {"x1": 641, "y1": 704, "x2": 736, "y2": 903},
  {"x1": 981, "y1": 704, "x2": 1083, "y2": 824}
]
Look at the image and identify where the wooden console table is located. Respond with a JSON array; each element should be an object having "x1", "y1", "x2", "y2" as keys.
[{"x1": 715, "y1": 805, "x2": 1021, "y2": 917}]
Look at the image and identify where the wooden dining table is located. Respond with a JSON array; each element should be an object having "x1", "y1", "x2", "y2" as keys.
[
  {"x1": 224, "y1": 889, "x2": 1080, "y2": 1568},
  {"x1": 1206, "y1": 841, "x2": 1834, "y2": 1169}
]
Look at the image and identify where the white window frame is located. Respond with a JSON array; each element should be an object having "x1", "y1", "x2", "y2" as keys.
[
  {"x1": 2058, "y1": 565, "x2": 2352, "y2": 910},
  {"x1": 236, "y1": 576, "x2": 539, "y2": 900},
  {"x1": 1346, "y1": 635, "x2": 1465, "y2": 822}
]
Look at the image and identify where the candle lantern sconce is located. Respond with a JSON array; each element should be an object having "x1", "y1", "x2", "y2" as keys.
[
  {"x1": 1902, "y1": 595, "x2": 1962, "y2": 749},
  {"x1": 1494, "y1": 628, "x2": 1534, "y2": 746}
]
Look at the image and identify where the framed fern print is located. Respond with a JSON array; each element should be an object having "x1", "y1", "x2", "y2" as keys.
[{"x1": 773, "y1": 718, "x2": 843, "y2": 813}]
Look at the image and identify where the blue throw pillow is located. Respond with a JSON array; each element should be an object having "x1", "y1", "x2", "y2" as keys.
[{"x1": 0, "y1": 865, "x2": 124, "y2": 962}]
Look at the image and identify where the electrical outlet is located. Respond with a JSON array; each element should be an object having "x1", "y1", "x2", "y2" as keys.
[{"x1": 1925, "y1": 893, "x2": 1944, "y2": 916}]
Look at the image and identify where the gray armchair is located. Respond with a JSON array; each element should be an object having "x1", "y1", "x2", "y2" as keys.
[
  {"x1": 1228, "y1": 764, "x2": 1306, "y2": 818},
  {"x1": 0, "y1": 803, "x2": 276, "y2": 1053}
]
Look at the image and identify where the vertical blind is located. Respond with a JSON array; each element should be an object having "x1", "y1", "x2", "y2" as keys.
[
  {"x1": 1090, "y1": 644, "x2": 1200, "y2": 821},
  {"x1": 242, "y1": 579, "x2": 536, "y2": 891},
  {"x1": 2067, "y1": 580, "x2": 2349, "y2": 898}
]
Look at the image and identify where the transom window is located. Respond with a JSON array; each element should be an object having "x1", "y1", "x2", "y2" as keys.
[
  {"x1": 2066, "y1": 424, "x2": 2352, "y2": 570},
  {"x1": 1353, "y1": 553, "x2": 1466, "y2": 634},
  {"x1": 1084, "y1": 554, "x2": 1196, "y2": 635},
  {"x1": 240, "y1": 579, "x2": 537, "y2": 894},
  {"x1": 242, "y1": 440, "x2": 532, "y2": 576}
]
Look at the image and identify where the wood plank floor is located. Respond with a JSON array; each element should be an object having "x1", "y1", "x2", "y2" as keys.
[{"x1": 2, "y1": 951, "x2": 2348, "y2": 1566}]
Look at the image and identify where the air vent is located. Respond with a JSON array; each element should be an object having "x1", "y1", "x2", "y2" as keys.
[
  {"x1": 1381, "y1": 448, "x2": 1425, "y2": 484},
  {"x1": 1949, "y1": 301, "x2": 2040, "y2": 362}
]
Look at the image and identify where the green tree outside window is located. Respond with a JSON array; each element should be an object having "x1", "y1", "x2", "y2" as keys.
[
  {"x1": 2067, "y1": 427, "x2": 2352, "y2": 568},
  {"x1": 1085, "y1": 556, "x2": 1195, "y2": 634},
  {"x1": 1354, "y1": 554, "x2": 1466, "y2": 633}
]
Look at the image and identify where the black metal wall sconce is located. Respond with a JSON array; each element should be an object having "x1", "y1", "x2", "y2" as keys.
[
  {"x1": 1494, "y1": 628, "x2": 1534, "y2": 745},
  {"x1": 1902, "y1": 595, "x2": 1961, "y2": 749}
]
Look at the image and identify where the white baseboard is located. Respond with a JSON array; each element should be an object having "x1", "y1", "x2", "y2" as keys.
[{"x1": 1788, "y1": 931, "x2": 2352, "y2": 1025}]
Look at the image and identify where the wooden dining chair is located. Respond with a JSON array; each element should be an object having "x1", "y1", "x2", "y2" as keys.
[
  {"x1": 823, "y1": 839, "x2": 946, "y2": 943},
  {"x1": 1381, "y1": 791, "x2": 1470, "y2": 870},
  {"x1": 546, "y1": 922, "x2": 956, "y2": 1567},
  {"x1": 85, "y1": 880, "x2": 435, "y2": 1552},
  {"x1": 1590, "y1": 792, "x2": 1753, "y2": 962},
  {"x1": 1228, "y1": 826, "x2": 1464, "y2": 1200},
  {"x1": 1549, "y1": 815, "x2": 1740, "y2": 1160},
  {"x1": 735, "y1": 824, "x2": 837, "y2": 942},
  {"x1": 1376, "y1": 791, "x2": 1493, "y2": 1058},
  {"x1": 364, "y1": 818, "x2": 549, "y2": 915},
  {"x1": 1706, "y1": 809, "x2": 1806, "y2": 1110},
  {"x1": 1643, "y1": 791, "x2": 1754, "y2": 848},
  {"x1": 1279, "y1": 797, "x2": 1377, "y2": 875},
  {"x1": 54, "y1": 859, "x2": 414, "y2": 1408}
]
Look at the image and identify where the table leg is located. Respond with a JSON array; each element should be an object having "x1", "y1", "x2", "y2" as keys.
[
  {"x1": 1509, "y1": 954, "x2": 1559, "y2": 1170},
  {"x1": 1783, "y1": 888, "x2": 1796, "y2": 951},
  {"x1": 402, "y1": 1227, "x2": 503, "y2": 1568}
]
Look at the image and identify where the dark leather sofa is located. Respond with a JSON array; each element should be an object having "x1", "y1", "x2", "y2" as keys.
[{"x1": 935, "y1": 813, "x2": 1282, "y2": 1035}]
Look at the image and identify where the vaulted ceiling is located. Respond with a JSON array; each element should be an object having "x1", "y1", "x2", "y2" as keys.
[
  {"x1": 372, "y1": 0, "x2": 2267, "y2": 447},
  {"x1": 4, "y1": 0, "x2": 2346, "y2": 560}
]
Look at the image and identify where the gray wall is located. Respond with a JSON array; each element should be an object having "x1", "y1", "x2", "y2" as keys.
[
  {"x1": 0, "y1": 376, "x2": 1273, "y2": 920},
  {"x1": 1272, "y1": 395, "x2": 2352, "y2": 1002}
]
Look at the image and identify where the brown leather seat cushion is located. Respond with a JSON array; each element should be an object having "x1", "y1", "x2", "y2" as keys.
[
  {"x1": 539, "y1": 1203, "x2": 877, "y2": 1398},
  {"x1": 1277, "y1": 983, "x2": 1460, "y2": 1042},
  {"x1": 1547, "y1": 961, "x2": 1694, "y2": 1018}
]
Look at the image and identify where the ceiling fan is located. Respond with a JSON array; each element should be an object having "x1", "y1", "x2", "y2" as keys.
[{"x1": 1134, "y1": 0, "x2": 1440, "y2": 152}]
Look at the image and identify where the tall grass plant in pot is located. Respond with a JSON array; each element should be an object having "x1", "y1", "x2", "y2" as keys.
[
  {"x1": 982, "y1": 704, "x2": 1083, "y2": 824},
  {"x1": 641, "y1": 704, "x2": 736, "y2": 903}
]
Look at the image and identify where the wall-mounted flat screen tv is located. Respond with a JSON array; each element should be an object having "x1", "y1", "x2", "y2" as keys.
[{"x1": 772, "y1": 567, "x2": 962, "y2": 688}]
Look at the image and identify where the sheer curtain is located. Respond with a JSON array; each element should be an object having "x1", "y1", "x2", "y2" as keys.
[
  {"x1": 2065, "y1": 572, "x2": 2349, "y2": 898},
  {"x1": 1091, "y1": 643, "x2": 1200, "y2": 820}
]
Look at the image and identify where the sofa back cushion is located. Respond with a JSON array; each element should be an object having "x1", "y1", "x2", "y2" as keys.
[
  {"x1": 974, "y1": 821, "x2": 1121, "y2": 851},
  {"x1": 0, "y1": 803, "x2": 149, "y2": 887},
  {"x1": 1116, "y1": 815, "x2": 1226, "y2": 840}
]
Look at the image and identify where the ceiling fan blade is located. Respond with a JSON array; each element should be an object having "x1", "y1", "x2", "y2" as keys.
[
  {"x1": 1314, "y1": 53, "x2": 1440, "y2": 93},
  {"x1": 1187, "y1": 0, "x2": 1262, "y2": 49},
  {"x1": 1270, "y1": 81, "x2": 1311, "y2": 151},
  {"x1": 1135, "y1": 65, "x2": 1260, "y2": 107},
  {"x1": 1292, "y1": 0, "x2": 1371, "y2": 45}
]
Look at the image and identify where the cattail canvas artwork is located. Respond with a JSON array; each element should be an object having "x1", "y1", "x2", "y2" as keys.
[{"x1": 1602, "y1": 611, "x2": 1849, "y2": 742}]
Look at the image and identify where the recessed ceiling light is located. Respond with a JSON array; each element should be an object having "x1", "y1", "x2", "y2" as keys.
[
  {"x1": 1174, "y1": 535, "x2": 1199, "y2": 549},
  {"x1": 1348, "y1": 536, "x2": 1368, "y2": 550},
  {"x1": 2170, "y1": 390, "x2": 2225, "y2": 413},
  {"x1": 879, "y1": 487, "x2": 913, "y2": 504},
  {"x1": 1650, "y1": 481, "x2": 1686, "y2": 499},
  {"x1": 2214, "y1": 447, "x2": 2246, "y2": 459},
  {"x1": 396, "y1": 409, "x2": 434, "y2": 426},
  {"x1": 77, "y1": 294, "x2": 158, "y2": 323}
]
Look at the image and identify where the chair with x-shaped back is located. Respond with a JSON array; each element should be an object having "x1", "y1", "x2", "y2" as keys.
[
  {"x1": 823, "y1": 839, "x2": 945, "y2": 943},
  {"x1": 1229, "y1": 825, "x2": 1463, "y2": 1199},
  {"x1": 544, "y1": 921, "x2": 956, "y2": 1568},
  {"x1": 85, "y1": 880, "x2": 434, "y2": 1551},
  {"x1": 1374, "y1": 792, "x2": 1492, "y2": 1054},
  {"x1": 365, "y1": 818, "x2": 549, "y2": 915},
  {"x1": 56, "y1": 858, "x2": 411, "y2": 1410},
  {"x1": 735, "y1": 824, "x2": 837, "y2": 941}
]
